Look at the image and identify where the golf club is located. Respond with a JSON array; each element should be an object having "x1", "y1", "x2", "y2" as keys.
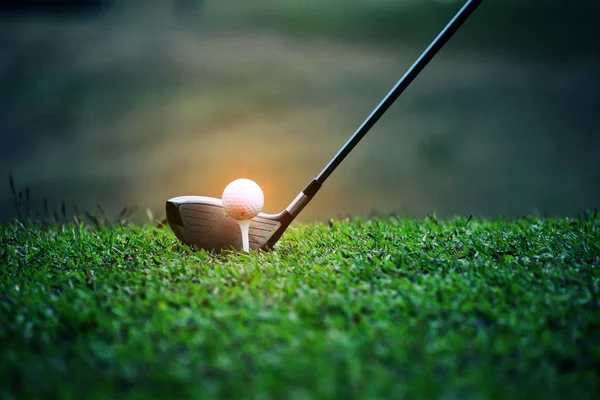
[{"x1": 167, "y1": 0, "x2": 483, "y2": 251}]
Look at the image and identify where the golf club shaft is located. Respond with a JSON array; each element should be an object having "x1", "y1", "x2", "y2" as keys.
[{"x1": 301, "y1": 0, "x2": 483, "y2": 200}]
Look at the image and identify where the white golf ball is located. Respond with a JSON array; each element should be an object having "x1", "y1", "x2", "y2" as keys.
[{"x1": 222, "y1": 178, "x2": 264, "y2": 220}]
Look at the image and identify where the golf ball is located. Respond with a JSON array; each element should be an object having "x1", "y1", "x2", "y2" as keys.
[{"x1": 222, "y1": 178, "x2": 264, "y2": 220}]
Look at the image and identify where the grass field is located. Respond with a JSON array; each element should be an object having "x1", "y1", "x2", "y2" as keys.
[{"x1": 1, "y1": 214, "x2": 600, "y2": 399}]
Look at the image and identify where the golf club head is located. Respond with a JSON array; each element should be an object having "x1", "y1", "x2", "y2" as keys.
[{"x1": 166, "y1": 196, "x2": 294, "y2": 251}]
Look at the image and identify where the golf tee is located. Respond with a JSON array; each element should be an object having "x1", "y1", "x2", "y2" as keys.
[{"x1": 237, "y1": 220, "x2": 251, "y2": 252}]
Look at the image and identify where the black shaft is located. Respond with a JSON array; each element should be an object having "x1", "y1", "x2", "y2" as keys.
[{"x1": 312, "y1": 0, "x2": 483, "y2": 187}]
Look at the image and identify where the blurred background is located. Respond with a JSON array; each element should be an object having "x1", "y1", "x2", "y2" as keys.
[{"x1": 1, "y1": 0, "x2": 598, "y2": 223}]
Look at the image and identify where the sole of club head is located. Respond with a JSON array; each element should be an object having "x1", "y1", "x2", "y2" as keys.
[{"x1": 166, "y1": 196, "x2": 293, "y2": 252}]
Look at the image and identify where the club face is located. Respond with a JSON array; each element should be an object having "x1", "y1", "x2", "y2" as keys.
[{"x1": 166, "y1": 196, "x2": 292, "y2": 251}]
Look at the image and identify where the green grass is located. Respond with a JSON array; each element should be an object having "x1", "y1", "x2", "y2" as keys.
[{"x1": 1, "y1": 214, "x2": 600, "y2": 399}]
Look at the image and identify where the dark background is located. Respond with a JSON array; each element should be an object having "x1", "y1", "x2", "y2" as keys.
[{"x1": 1, "y1": 0, "x2": 598, "y2": 222}]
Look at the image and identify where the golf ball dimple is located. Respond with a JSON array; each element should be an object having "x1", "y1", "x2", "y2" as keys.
[{"x1": 222, "y1": 179, "x2": 264, "y2": 220}]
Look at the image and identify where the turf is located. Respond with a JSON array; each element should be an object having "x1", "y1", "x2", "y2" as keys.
[{"x1": 1, "y1": 214, "x2": 600, "y2": 399}]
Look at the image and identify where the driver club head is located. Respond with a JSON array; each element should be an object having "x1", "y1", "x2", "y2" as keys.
[{"x1": 166, "y1": 196, "x2": 294, "y2": 251}]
